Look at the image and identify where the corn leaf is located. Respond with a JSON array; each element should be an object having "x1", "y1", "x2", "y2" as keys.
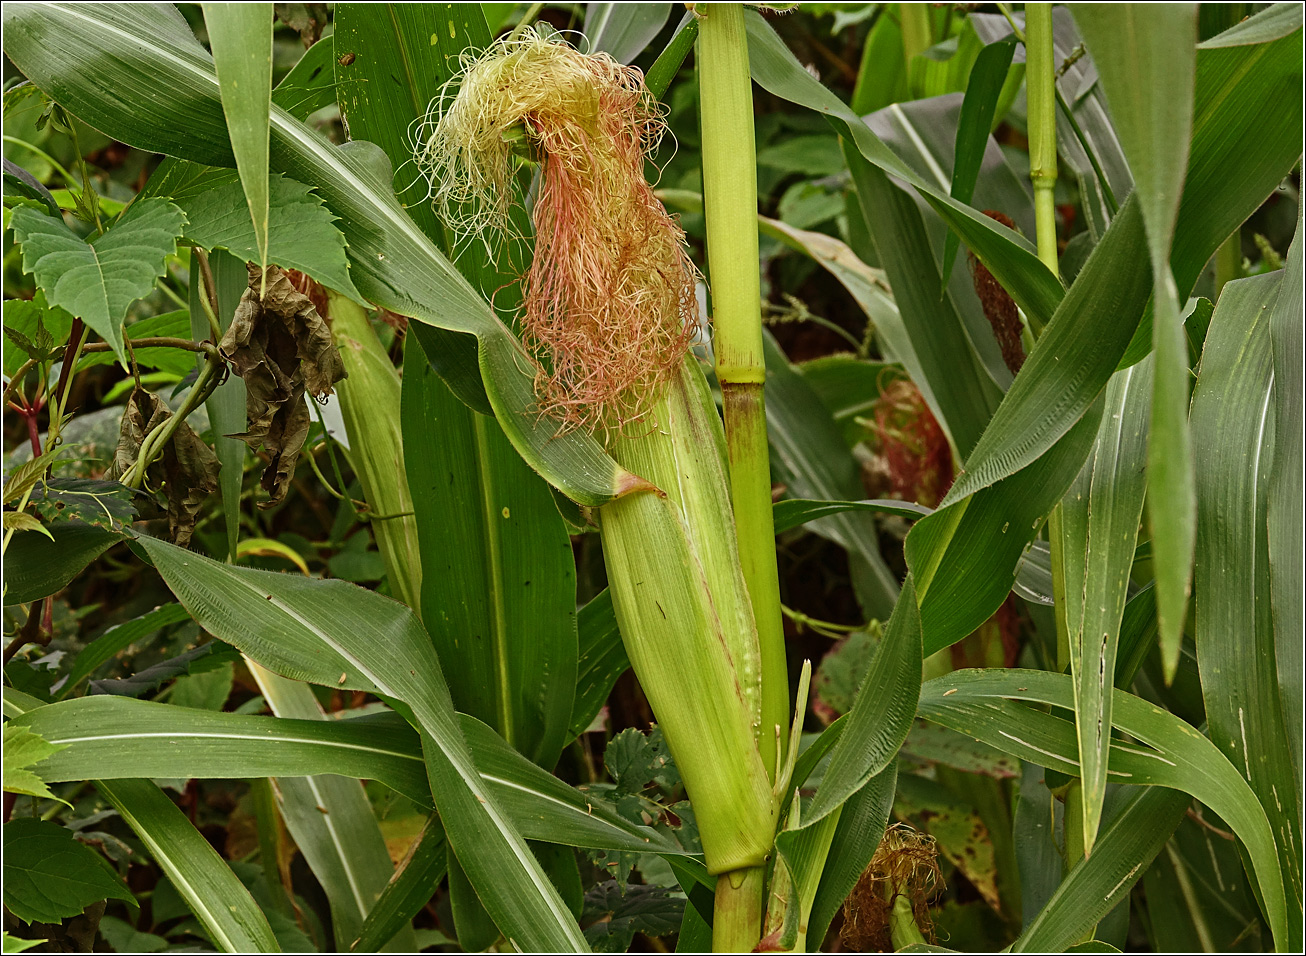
[
  {"x1": 941, "y1": 36, "x2": 1019, "y2": 286},
  {"x1": 1076, "y1": 4, "x2": 1198, "y2": 693},
  {"x1": 247, "y1": 664, "x2": 416, "y2": 952},
  {"x1": 843, "y1": 145, "x2": 1003, "y2": 457},
  {"x1": 1267, "y1": 209, "x2": 1303, "y2": 796},
  {"x1": 917, "y1": 669, "x2": 1290, "y2": 950},
  {"x1": 1057, "y1": 359, "x2": 1152, "y2": 853},
  {"x1": 98, "y1": 779, "x2": 280, "y2": 953},
  {"x1": 584, "y1": 3, "x2": 672, "y2": 64},
  {"x1": 136, "y1": 534, "x2": 588, "y2": 951},
  {"x1": 764, "y1": 332, "x2": 899, "y2": 618},
  {"x1": 804, "y1": 576, "x2": 922, "y2": 825},
  {"x1": 350, "y1": 817, "x2": 447, "y2": 953},
  {"x1": 1191, "y1": 271, "x2": 1303, "y2": 948},
  {"x1": 403, "y1": 283, "x2": 578, "y2": 770},
  {"x1": 203, "y1": 3, "x2": 273, "y2": 283},
  {"x1": 1013, "y1": 787, "x2": 1191, "y2": 951}
]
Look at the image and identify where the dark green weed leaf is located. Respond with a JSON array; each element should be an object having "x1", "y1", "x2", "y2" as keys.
[
  {"x1": 2, "y1": 818, "x2": 136, "y2": 925},
  {"x1": 582, "y1": 880, "x2": 684, "y2": 952}
]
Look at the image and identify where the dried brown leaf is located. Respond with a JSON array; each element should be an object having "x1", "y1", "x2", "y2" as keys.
[
  {"x1": 109, "y1": 388, "x2": 218, "y2": 546},
  {"x1": 220, "y1": 264, "x2": 346, "y2": 507}
]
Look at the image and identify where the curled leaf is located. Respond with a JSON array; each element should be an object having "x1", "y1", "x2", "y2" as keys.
[
  {"x1": 109, "y1": 390, "x2": 218, "y2": 546},
  {"x1": 219, "y1": 264, "x2": 346, "y2": 507}
]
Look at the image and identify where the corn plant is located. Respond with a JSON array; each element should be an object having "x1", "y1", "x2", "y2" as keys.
[{"x1": 2, "y1": 3, "x2": 1301, "y2": 954}]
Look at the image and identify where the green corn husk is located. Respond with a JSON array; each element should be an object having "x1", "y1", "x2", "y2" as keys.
[
  {"x1": 599, "y1": 356, "x2": 778, "y2": 873},
  {"x1": 326, "y1": 291, "x2": 422, "y2": 611}
]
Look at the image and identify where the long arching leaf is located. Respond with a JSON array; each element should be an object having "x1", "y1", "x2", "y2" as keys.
[{"x1": 135, "y1": 535, "x2": 588, "y2": 952}]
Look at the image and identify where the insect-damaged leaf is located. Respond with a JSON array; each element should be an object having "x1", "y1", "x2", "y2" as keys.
[
  {"x1": 218, "y1": 263, "x2": 345, "y2": 507},
  {"x1": 108, "y1": 390, "x2": 218, "y2": 547}
]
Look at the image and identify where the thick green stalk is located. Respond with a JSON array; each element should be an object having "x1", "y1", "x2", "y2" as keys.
[
  {"x1": 326, "y1": 291, "x2": 422, "y2": 611},
  {"x1": 714, "y1": 865, "x2": 767, "y2": 954},
  {"x1": 697, "y1": 0, "x2": 787, "y2": 781},
  {"x1": 1025, "y1": 3, "x2": 1059, "y2": 278}
]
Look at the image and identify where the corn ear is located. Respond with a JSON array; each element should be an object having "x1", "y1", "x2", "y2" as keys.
[
  {"x1": 326, "y1": 291, "x2": 422, "y2": 610},
  {"x1": 599, "y1": 356, "x2": 777, "y2": 873}
]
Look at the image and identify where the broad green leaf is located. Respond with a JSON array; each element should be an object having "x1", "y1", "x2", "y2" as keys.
[
  {"x1": 2, "y1": 933, "x2": 45, "y2": 954},
  {"x1": 13, "y1": 694, "x2": 431, "y2": 804},
  {"x1": 350, "y1": 817, "x2": 447, "y2": 953},
  {"x1": 1014, "y1": 787, "x2": 1190, "y2": 951},
  {"x1": 584, "y1": 3, "x2": 672, "y2": 64},
  {"x1": 403, "y1": 295, "x2": 578, "y2": 770},
  {"x1": 1, "y1": 1, "x2": 640, "y2": 507},
  {"x1": 764, "y1": 332, "x2": 899, "y2": 619},
  {"x1": 9, "y1": 199, "x2": 186, "y2": 367},
  {"x1": 1075, "y1": 4, "x2": 1198, "y2": 688},
  {"x1": 2, "y1": 818, "x2": 136, "y2": 925},
  {"x1": 843, "y1": 143, "x2": 1003, "y2": 457},
  {"x1": 1058, "y1": 359, "x2": 1152, "y2": 853},
  {"x1": 1191, "y1": 271, "x2": 1303, "y2": 946},
  {"x1": 941, "y1": 36, "x2": 1018, "y2": 286},
  {"x1": 203, "y1": 3, "x2": 273, "y2": 285},
  {"x1": 1267, "y1": 210, "x2": 1303, "y2": 794},
  {"x1": 137, "y1": 534, "x2": 588, "y2": 951},
  {"x1": 2, "y1": 724, "x2": 67, "y2": 803},
  {"x1": 1198, "y1": 1, "x2": 1303, "y2": 47},
  {"x1": 97, "y1": 779, "x2": 281, "y2": 953},
  {"x1": 917, "y1": 669, "x2": 1290, "y2": 950},
  {"x1": 247, "y1": 663, "x2": 416, "y2": 952},
  {"x1": 3, "y1": 520, "x2": 123, "y2": 606},
  {"x1": 804, "y1": 576, "x2": 922, "y2": 824},
  {"x1": 177, "y1": 174, "x2": 360, "y2": 299}
]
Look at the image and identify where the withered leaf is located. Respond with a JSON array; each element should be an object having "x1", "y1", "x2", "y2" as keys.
[
  {"x1": 220, "y1": 264, "x2": 346, "y2": 508},
  {"x1": 109, "y1": 388, "x2": 218, "y2": 546}
]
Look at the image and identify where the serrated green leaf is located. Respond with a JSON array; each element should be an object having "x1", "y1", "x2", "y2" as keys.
[
  {"x1": 2, "y1": 291, "x2": 73, "y2": 376},
  {"x1": 2, "y1": 818, "x2": 136, "y2": 924},
  {"x1": 1, "y1": 512, "x2": 51, "y2": 539},
  {"x1": 9, "y1": 198, "x2": 187, "y2": 368},
  {"x1": 2, "y1": 723, "x2": 68, "y2": 802},
  {"x1": 177, "y1": 174, "x2": 359, "y2": 298},
  {"x1": 2, "y1": 932, "x2": 47, "y2": 954}
]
